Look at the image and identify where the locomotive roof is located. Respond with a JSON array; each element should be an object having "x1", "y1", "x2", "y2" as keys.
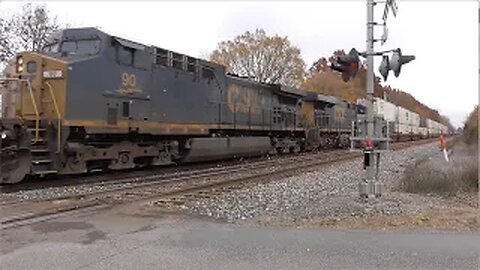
[
  {"x1": 47, "y1": 27, "x2": 108, "y2": 42},
  {"x1": 46, "y1": 27, "x2": 305, "y2": 99},
  {"x1": 304, "y1": 92, "x2": 339, "y2": 105},
  {"x1": 270, "y1": 84, "x2": 306, "y2": 98},
  {"x1": 225, "y1": 73, "x2": 305, "y2": 98},
  {"x1": 48, "y1": 27, "x2": 225, "y2": 69}
]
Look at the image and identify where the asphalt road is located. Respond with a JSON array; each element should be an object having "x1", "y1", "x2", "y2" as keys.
[{"x1": 1, "y1": 203, "x2": 478, "y2": 270}]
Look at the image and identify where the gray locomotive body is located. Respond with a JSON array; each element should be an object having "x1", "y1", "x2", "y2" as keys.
[{"x1": 61, "y1": 28, "x2": 308, "y2": 173}]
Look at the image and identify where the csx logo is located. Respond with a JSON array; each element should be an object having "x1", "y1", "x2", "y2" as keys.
[{"x1": 227, "y1": 85, "x2": 261, "y2": 115}]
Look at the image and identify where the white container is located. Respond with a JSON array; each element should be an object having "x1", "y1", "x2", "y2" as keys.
[
  {"x1": 410, "y1": 111, "x2": 420, "y2": 128},
  {"x1": 373, "y1": 97, "x2": 397, "y2": 123},
  {"x1": 397, "y1": 123, "x2": 411, "y2": 135},
  {"x1": 419, "y1": 127, "x2": 428, "y2": 136},
  {"x1": 397, "y1": 106, "x2": 411, "y2": 126}
]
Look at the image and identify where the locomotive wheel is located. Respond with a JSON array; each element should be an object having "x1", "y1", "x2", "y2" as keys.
[
  {"x1": 65, "y1": 156, "x2": 87, "y2": 174},
  {"x1": 1, "y1": 148, "x2": 31, "y2": 184}
]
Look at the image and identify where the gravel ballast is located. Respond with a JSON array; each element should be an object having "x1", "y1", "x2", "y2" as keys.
[{"x1": 161, "y1": 142, "x2": 468, "y2": 227}]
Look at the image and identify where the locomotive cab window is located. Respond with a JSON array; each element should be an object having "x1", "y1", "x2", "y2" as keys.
[
  {"x1": 43, "y1": 42, "x2": 60, "y2": 53},
  {"x1": 58, "y1": 39, "x2": 101, "y2": 55},
  {"x1": 61, "y1": 41, "x2": 77, "y2": 53},
  {"x1": 77, "y1": 40, "x2": 101, "y2": 55}
]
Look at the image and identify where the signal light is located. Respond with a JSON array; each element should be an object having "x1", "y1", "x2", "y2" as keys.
[
  {"x1": 330, "y1": 48, "x2": 361, "y2": 82},
  {"x1": 363, "y1": 138, "x2": 374, "y2": 150},
  {"x1": 378, "y1": 48, "x2": 415, "y2": 81},
  {"x1": 390, "y1": 48, "x2": 415, "y2": 77},
  {"x1": 379, "y1": 55, "x2": 390, "y2": 81}
]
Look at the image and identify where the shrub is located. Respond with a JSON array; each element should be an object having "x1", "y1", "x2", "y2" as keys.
[
  {"x1": 400, "y1": 150, "x2": 478, "y2": 195},
  {"x1": 463, "y1": 106, "x2": 478, "y2": 145}
]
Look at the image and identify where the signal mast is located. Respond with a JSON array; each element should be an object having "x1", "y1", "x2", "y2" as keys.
[{"x1": 330, "y1": 0, "x2": 415, "y2": 199}]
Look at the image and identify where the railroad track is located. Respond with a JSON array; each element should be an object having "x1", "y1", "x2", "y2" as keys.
[
  {"x1": 0, "y1": 150, "x2": 337, "y2": 206},
  {"x1": 1, "y1": 150, "x2": 355, "y2": 229},
  {"x1": 0, "y1": 138, "x2": 439, "y2": 230},
  {"x1": 151, "y1": 139, "x2": 442, "y2": 208},
  {"x1": 0, "y1": 156, "x2": 265, "y2": 194}
]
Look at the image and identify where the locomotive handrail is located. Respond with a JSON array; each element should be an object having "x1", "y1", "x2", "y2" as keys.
[
  {"x1": 26, "y1": 80, "x2": 41, "y2": 144},
  {"x1": 45, "y1": 82, "x2": 61, "y2": 154},
  {"x1": 0, "y1": 78, "x2": 40, "y2": 143}
]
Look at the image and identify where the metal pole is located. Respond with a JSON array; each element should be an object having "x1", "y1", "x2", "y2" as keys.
[{"x1": 365, "y1": 0, "x2": 377, "y2": 198}]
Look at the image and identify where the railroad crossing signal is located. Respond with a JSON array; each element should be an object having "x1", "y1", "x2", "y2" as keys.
[
  {"x1": 379, "y1": 55, "x2": 390, "y2": 81},
  {"x1": 378, "y1": 48, "x2": 415, "y2": 81},
  {"x1": 382, "y1": 0, "x2": 398, "y2": 21},
  {"x1": 330, "y1": 48, "x2": 361, "y2": 82},
  {"x1": 381, "y1": 25, "x2": 389, "y2": 45}
]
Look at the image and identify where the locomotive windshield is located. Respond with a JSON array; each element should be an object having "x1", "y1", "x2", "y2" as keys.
[{"x1": 42, "y1": 39, "x2": 101, "y2": 55}]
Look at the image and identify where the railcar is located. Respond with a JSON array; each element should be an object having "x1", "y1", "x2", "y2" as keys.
[
  {"x1": 368, "y1": 97, "x2": 448, "y2": 142},
  {"x1": 300, "y1": 92, "x2": 358, "y2": 150}
]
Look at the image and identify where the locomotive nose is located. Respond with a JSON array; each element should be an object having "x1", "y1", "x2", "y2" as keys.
[{"x1": 0, "y1": 120, "x2": 32, "y2": 184}]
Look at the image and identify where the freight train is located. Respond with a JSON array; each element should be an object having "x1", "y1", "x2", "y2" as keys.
[
  {"x1": 365, "y1": 97, "x2": 449, "y2": 141},
  {"x1": 0, "y1": 27, "x2": 447, "y2": 184}
]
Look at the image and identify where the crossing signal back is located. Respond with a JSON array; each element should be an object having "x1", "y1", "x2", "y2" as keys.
[
  {"x1": 378, "y1": 48, "x2": 415, "y2": 81},
  {"x1": 330, "y1": 48, "x2": 361, "y2": 82}
]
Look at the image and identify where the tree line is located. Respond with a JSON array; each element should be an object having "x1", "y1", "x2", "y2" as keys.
[{"x1": 1, "y1": 4, "x2": 455, "y2": 130}]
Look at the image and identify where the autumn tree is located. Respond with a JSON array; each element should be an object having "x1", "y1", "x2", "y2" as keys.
[
  {"x1": 302, "y1": 50, "x2": 367, "y2": 103},
  {"x1": 209, "y1": 29, "x2": 306, "y2": 88},
  {"x1": 0, "y1": 3, "x2": 62, "y2": 68},
  {"x1": 463, "y1": 106, "x2": 479, "y2": 145},
  {"x1": 308, "y1": 57, "x2": 329, "y2": 75}
]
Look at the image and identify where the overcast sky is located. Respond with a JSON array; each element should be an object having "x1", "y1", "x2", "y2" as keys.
[{"x1": 1, "y1": 1, "x2": 477, "y2": 128}]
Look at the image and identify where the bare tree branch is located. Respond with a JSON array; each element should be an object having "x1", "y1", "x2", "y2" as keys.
[{"x1": 0, "y1": 3, "x2": 63, "y2": 69}]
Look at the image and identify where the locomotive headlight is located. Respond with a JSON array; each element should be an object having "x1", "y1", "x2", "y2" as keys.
[
  {"x1": 16, "y1": 56, "x2": 24, "y2": 73},
  {"x1": 1, "y1": 131, "x2": 8, "y2": 140},
  {"x1": 43, "y1": 70, "x2": 63, "y2": 78}
]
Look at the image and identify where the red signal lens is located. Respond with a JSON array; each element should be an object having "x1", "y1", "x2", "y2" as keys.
[{"x1": 363, "y1": 138, "x2": 373, "y2": 149}]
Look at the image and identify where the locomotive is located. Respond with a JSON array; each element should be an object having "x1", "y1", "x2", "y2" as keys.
[{"x1": 0, "y1": 27, "x2": 359, "y2": 184}]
